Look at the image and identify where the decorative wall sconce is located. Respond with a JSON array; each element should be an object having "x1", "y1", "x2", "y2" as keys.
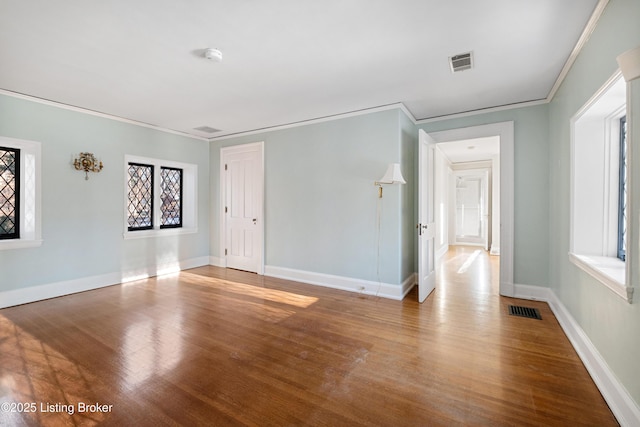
[
  {"x1": 374, "y1": 163, "x2": 406, "y2": 198},
  {"x1": 73, "y1": 152, "x2": 103, "y2": 180}
]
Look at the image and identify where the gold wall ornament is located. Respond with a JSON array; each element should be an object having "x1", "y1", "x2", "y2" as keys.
[{"x1": 73, "y1": 152, "x2": 103, "y2": 180}]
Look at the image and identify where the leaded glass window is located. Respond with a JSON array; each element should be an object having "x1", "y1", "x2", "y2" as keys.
[
  {"x1": 0, "y1": 147, "x2": 20, "y2": 239},
  {"x1": 160, "y1": 167, "x2": 182, "y2": 228},
  {"x1": 127, "y1": 163, "x2": 154, "y2": 231},
  {"x1": 618, "y1": 116, "x2": 627, "y2": 261}
]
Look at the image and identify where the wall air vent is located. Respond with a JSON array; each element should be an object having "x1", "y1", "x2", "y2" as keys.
[
  {"x1": 449, "y1": 52, "x2": 473, "y2": 73},
  {"x1": 194, "y1": 126, "x2": 221, "y2": 134}
]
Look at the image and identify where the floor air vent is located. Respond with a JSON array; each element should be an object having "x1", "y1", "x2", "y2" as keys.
[{"x1": 508, "y1": 305, "x2": 542, "y2": 320}]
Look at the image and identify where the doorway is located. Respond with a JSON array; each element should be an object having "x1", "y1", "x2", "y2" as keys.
[
  {"x1": 421, "y1": 121, "x2": 514, "y2": 297},
  {"x1": 454, "y1": 168, "x2": 490, "y2": 249},
  {"x1": 220, "y1": 142, "x2": 265, "y2": 274}
]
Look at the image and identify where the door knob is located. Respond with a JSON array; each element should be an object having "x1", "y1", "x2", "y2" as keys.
[{"x1": 253, "y1": 218, "x2": 257, "y2": 224}]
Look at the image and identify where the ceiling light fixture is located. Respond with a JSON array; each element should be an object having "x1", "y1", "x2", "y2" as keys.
[{"x1": 204, "y1": 48, "x2": 222, "y2": 62}]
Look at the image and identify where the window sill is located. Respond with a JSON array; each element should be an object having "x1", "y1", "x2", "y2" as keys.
[
  {"x1": 569, "y1": 252, "x2": 632, "y2": 302},
  {"x1": 123, "y1": 227, "x2": 198, "y2": 240},
  {"x1": 0, "y1": 239, "x2": 43, "y2": 250}
]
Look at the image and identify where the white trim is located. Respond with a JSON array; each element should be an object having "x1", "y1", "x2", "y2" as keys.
[
  {"x1": 436, "y1": 244, "x2": 449, "y2": 261},
  {"x1": 572, "y1": 71, "x2": 624, "y2": 120},
  {"x1": 0, "y1": 136, "x2": 42, "y2": 250},
  {"x1": 425, "y1": 121, "x2": 515, "y2": 297},
  {"x1": 123, "y1": 155, "x2": 198, "y2": 239},
  {"x1": 211, "y1": 103, "x2": 416, "y2": 141},
  {"x1": 547, "y1": 290, "x2": 640, "y2": 427},
  {"x1": 0, "y1": 256, "x2": 209, "y2": 309},
  {"x1": 209, "y1": 256, "x2": 225, "y2": 267},
  {"x1": 509, "y1": 284, "x2": 640, "y2": 426},
  {"x1": 569, "y1": 71, "x2": 632, "y2": 302},
  {"x1": 264, "y1": 265, "x2": 415, "y2": 300},
  {"x1": 569, "y1": 253, "x2": 631, "y2": 302},
  {"x1": 546, "y1": 0, "x2": 610, "y2": 101},
  {"x1": 416, "y1": 99, "x2": 548, "y2": 125},
  {"x1": 513, "y1": 283, "x2": 554, "y2": 301},
  {"x1": 0, "y1": 89, "x2": 209, "y2": 142}
]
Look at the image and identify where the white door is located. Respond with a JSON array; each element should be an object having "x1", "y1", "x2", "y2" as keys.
[
  {"x1": 454, "y1": 169, "x2": 490, "y2": 250},
  {"x1": 481, "y1": 170, "x2": 490, "y2": 251},
  {"x1": 221, "y1": 143, "x2": 264, "y2": 274},
  {"x1": 418, "y1": 130, "x2": 437, "y2": 303}
]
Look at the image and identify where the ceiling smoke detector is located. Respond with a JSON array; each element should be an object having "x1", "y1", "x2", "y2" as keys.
[
  {"x1": 449, "y1": 52, "x2": 473, "y2": 73},
  {"x1": 204, "y1": 48, "x2": 222, "y2": 62}
]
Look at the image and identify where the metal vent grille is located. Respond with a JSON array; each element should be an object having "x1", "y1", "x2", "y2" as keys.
[
  {"x1": 450, "y1": 52, "x2": 473, "y2": 72},
  {"x1": 193, "y1": 126, "x2": 221, "y2": 134},
  {"x1": 508, "y1": 305, "x2": 542, "y2": 320}
]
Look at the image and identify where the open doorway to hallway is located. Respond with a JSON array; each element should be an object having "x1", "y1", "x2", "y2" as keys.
[
  {"x1": 434, "y1": 136, "x2": 501, "y2": 283},
  {"x1": 419, "y1": 121, "x2": 514, "y2": 298}
]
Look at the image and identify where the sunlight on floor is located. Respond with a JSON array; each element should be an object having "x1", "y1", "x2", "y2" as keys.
[
  {"x1": 0, "y1": 315, "x2": 110, "y2": 426},
  {"x1": 182, "y1": 272, "x2": 319, "y2": 309},
  {"x1": 122, "y1": 311, "x2": 184, "y2": 389},
  {"x1": 457, "y1": 250, "x2": 481, "y2": 274}
]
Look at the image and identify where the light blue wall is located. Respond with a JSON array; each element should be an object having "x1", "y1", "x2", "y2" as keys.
[
  {"x1": 417, "y1": 104, "x2": 550, "y2": 288},
  {"x1": 0, "y1": 94, "x2": 210, "y2": 292},
  {"x1": 547, "y1": 0, "x2": 640, "y2": 403},
  {"x1": 211, "y1": 109, "x2": 415, "y2": 286},
  {"x1": 400, "y1": 110, "x2": 417, "y2": 281}
]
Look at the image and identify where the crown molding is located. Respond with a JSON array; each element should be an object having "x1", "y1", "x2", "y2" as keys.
[
  {"x1": 546, "y1": 0, "x2": 610, "y2": 101},
  {"x1": 0, "y1": 88, "x2": 209, "y2": 142},
  {"x1": 209, "y1": 103, "x2": 415, "y2": 142}
]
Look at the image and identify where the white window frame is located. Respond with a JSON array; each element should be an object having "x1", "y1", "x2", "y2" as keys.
[
  {"x1": 123, "y1": 155, "x2": 197, "y2": 239},
  {"x1": 570, "y1": 71, "x2": 631, "y2": 302},
  {"x1": 0, "y1": 136, "x2": 42, "y2": 250}
]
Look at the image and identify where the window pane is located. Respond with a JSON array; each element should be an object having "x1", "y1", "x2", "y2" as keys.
[
  {"x1": 127, "y1": 163, "x2": 154, "y2": 230},
  {"x1": 618, "y1": 116, "x2": 627, "y2": 261},
  {"x1": 160, "y1": 167, "x2": 182, "y2": 228},
  {"x1": 0, "y1": 147, "x2": 19, "y2": 239}
]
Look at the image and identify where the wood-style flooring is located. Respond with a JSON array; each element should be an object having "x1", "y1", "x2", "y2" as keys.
[{"x1": 0, "y1": 247, "x2": 617, "y2": 426}]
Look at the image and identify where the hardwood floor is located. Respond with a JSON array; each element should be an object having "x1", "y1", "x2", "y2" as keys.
[{"x1": 0, "y1": 247, "x2": 617, "y2": 426}]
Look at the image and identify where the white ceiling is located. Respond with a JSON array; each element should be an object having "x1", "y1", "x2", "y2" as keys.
[
  {"x1": 437, "y1": 136, "x2": 500, "y2": 164},
  {"x1": 0, "y1": 0, "x2": 600, "y2": 139}
]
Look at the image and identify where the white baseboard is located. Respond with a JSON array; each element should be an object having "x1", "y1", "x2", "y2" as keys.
[
  {"x1": 0, "y1": 256, "x2": 210, "y2": 309},
  {"x1": 209, "y1": 256, "x2": 226, "y2": 267},
  {"x1": 513, "y1": 283, "x2": 553, "y2": 301},
  {"x1": 436, "y1": 244, "x2": 449, "y2": 261},
  {"x1": 490, "y1": 245, "x2": 500, "y2": 255},
  {"x1": 513, "y1": 284, "x2": 640, "y2": 426},
  {"x1": 264, "y1": 265, "x2": 415, "y2": 300}
]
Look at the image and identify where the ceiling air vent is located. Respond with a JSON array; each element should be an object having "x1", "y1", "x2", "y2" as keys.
[
  {"x1": 194, "y1": 126, "x2": 221, "y2": 134},
  {"x1": 449, "y1": 52, "x2": 473, "y2": 73}
]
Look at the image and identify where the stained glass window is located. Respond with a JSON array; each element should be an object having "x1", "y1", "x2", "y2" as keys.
[
  {"x1": 127, "y1": 163, "x2": 154, "y2": 230},
  {"x1": 618, "y1": 116, "x2": 627, "y2": 261},
  {"x1": 0, "y1": 147, "x2": 19, "y2": 239},
  {"x1": 160, "y1": 167, "x2": 182, "y2": 228}
]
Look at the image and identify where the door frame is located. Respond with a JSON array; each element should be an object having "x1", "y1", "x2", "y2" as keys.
[
  {"x1": 426, "y1": 121, "x2": 514, "y2": 297},
  {"x1": 219, "y1": 141, "x2": 265, "y2": 275}
]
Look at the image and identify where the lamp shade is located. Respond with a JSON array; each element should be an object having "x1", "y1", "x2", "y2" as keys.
[{"x1": 378, "y1": 163, "x2": 406, "y2": 184}]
